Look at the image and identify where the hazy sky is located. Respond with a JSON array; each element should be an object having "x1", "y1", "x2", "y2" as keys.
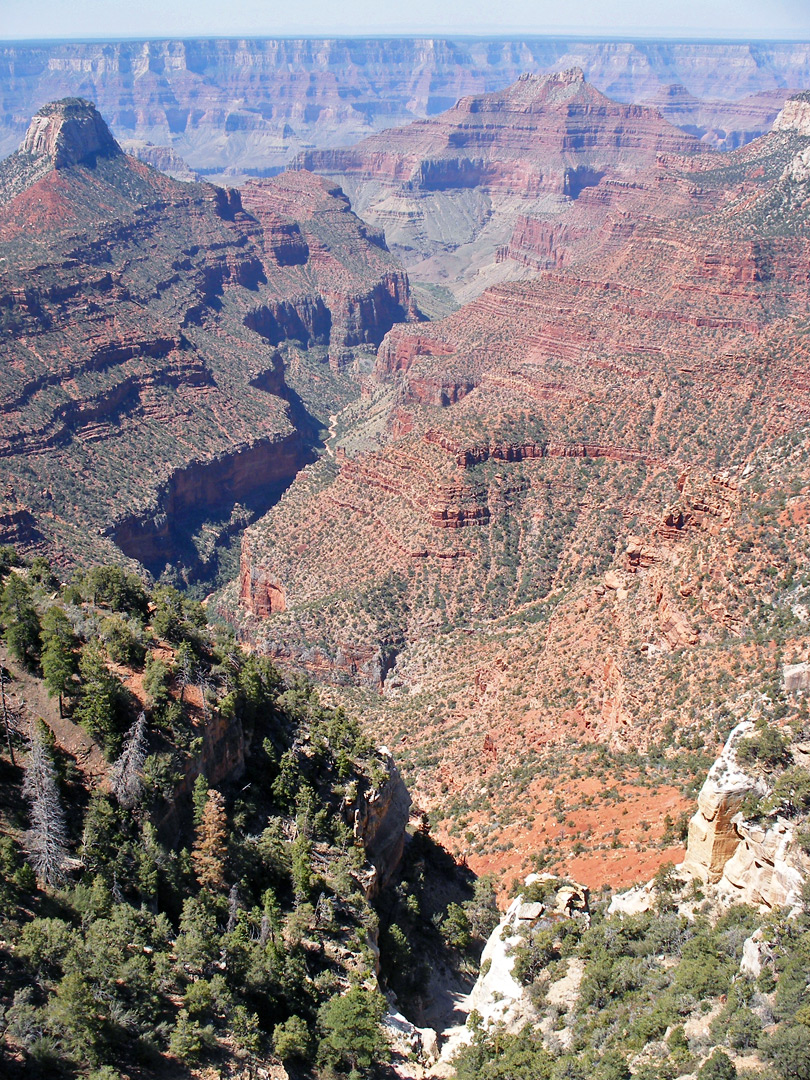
[{"x1": 0, "y1": 0, "x2": 808, "y2": 41}]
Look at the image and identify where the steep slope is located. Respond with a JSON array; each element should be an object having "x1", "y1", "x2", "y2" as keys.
[
  {"x1": 1, "y1": 38, "x2": 809, "y2": 175},
  {"x1": 441, "y1": 719, "x2": 810, "y2": 1080},
  {"x1": 294, "y1": 70, "x2": 708, "y2": 297},
  {"x1": 226, "y1": 103, "x2": 810, "y2": 890},
  {"x1": 0, "y1": 99, "x2": 416, "y2": 582}
]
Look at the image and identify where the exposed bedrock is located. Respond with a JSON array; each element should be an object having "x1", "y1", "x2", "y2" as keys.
[
  {"x1": 349, "y1": 751, "x2": 412, "y2": 894},
  {"x1": 614, "y1": 722, "x2": 810, "y2": 915},
  {"x1": 112, "y1": 432, "x2": 312, "y2": 574}
]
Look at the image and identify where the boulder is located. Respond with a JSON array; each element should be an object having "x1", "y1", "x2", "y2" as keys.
[{"x1": 783, "y1": 661, "x2": 810, "y2": 693}]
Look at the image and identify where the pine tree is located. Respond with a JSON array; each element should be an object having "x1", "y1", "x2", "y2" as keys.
[
  {"x1": 40, "y1": 606, "x2": 79, "y2": 717},
  {"x1": 0, "y1": 663, "x2": 19, "y2": 765},
  {"x1": 109, "y1": 712, "x2": 148, "y2": 809},
  {"x1": 1, "y1": 573, "x2": 41, "y2": 668},
  {"x1": 74, "y1": 642, "x2": 127, "y2": 756},
  {"x1": 192, "y1": 773, "x2": 209, "y2": 826},
  {"x1": 191, "y1": 789, "x2": 227, "y2": 892},
  {"x1": 317, "y1": 986, "x2": 388, "y2": 1076},
  {"x1": 22, "y1": 723, "x2": 69, "y2": 887}
]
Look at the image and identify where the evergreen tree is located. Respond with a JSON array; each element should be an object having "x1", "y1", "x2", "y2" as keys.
[
  {"x1": 109, "y1": 712, "x2": 148, "y2": 809},
  {"x1": 22, "y1": 723, "x2": 69, "y2": 887},
  {"x1": 74, "y1": 642, "x2": 128, "y2": 756},
  {"x1": 317, "y1": 986, "x2": 388, "y2": 1076},
  {"x1": 1, "y1": 573, "x2": 41, "y2": 667},
  {"x1": 83, "y1": 564, "x2": 149, "y2": 619},
  {"x1": 40, "y1": 606, "x2": 79, "y2": 716},
  {"x1": 191, "y1": 789, "x2": 228, "y2": 892},
  {"x1": 192, "y1": 772, "x2": 209, "y2": 826}
]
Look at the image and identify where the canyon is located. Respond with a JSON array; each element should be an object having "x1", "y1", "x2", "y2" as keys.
[
  {"x1": 3, "y1": 66, "x2": 810, "y2": 905},
  {"x1": 227, "y1": 81, "x2": 810, "y2": 890},
  {"x1": 0, "y1": 97, "x2": 417, "y2": 583},
  {"x1": 1, "y1": 38, "x2": 810, "y2": 180},
  {"x1": 295, "y1": 67, "x2": 708, "y2": 297},
  {"x1": 2, "y1": 46, "x2": 810, "y2": 1080}
]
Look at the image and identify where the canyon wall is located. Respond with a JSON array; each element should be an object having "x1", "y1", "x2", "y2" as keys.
[
  {"x1": 0, "y1": 99, "x2": 416, "y2": 573},
  {"x1": 1, "y1": 38, "x2": 809, "y2": 173}
]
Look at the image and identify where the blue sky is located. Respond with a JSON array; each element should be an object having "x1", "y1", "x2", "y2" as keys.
[{"x1": 0, "y1": 0, "x2": 808, "y2": 40}]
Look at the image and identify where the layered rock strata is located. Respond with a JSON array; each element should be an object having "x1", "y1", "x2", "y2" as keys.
[
  {"x1": 1, "y1": 38, "x2": 808, "y2": 172},
  {"x1": 295, "y1": 69, "x2": 708, "y2": 294},
  {"x1": 0, "y1": 99, "x2": 416, "y2": 572}
]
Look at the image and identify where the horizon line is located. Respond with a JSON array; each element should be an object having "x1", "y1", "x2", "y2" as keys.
[{"x1": 2, "y1": 31, "x2": 810, "y2": 46}]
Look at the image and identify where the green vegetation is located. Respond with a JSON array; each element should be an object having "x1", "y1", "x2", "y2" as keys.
[
  {"x1": 0, "y1": 547, "x2": 477, "y2": 1078},
  {"x1": 452, "y1": 890, "x2": 810, "y2": 1080}
]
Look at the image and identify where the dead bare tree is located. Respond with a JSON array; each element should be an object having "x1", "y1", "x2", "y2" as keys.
[
  {"x1": 0, "y1": 664, "x2": 18, "y2": 766},
  {"x1": 22, "y1": 723, "x2": 68, "y2": 887},
  {"x1": 175, "y1": 642, "x2": 195, "y2": 704},
  {"x1": 198, "y1": 674, "x2": 212, "y2": 725},
  {"x1": 109, "y1": 711, "x2": 149, "y2": 809}
]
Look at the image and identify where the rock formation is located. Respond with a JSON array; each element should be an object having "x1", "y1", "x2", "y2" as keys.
[
  {"x1": 349, "y1": 748, "x2": 412, "y2": 894},
  {"x1": 1, "y1": 38, "x2": 808, "y2": 174},
  {"x1": 681, "y1": 722, "x2": 768, "y2": 884},
  {"x1": 436, "y1": 876, "x2": 589, "y2": 1066},
  {"x1": 681, "y1": 722, "x2": 810, "y2": 911},
  {"x1": 613, "y1": 720, "x2": 810, "y2": 915},
  {"x1": 295, "y1": 70, "x2": 707, "y2": 295},
  {"x1": 0, "y1": 99, "x2": 416, "y2": 575}
]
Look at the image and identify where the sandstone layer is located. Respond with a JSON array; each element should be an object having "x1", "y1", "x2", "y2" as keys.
[
  {"x1": 0, "y1": 98, "x2": 416, "y2": 578},
  {"x1": 1, "y1": 38, "x2": 808, "y2": 175}
]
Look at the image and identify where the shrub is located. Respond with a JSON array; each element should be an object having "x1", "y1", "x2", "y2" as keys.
[{"x1": 697, "y1": 1052, "x2": 737, "y2": 1080}]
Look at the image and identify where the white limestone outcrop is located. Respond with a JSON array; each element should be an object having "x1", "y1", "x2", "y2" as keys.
[
  {"x1": 611, "y1": 720, "x2": 810, "y2": 915},
  {"x1": 773, "y1": 96, "x2": 810, "y2": 137}
]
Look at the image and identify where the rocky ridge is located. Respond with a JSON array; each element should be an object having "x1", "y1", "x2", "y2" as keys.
[
  {"x1": 0, "y1": 98, "x2": 417, "y2": 579},
  {"x1": 1, "y1": 38, "x2": 809, "y2": 176}
]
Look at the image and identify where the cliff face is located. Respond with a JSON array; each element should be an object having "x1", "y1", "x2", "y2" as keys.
[
  {"x1": 681, "y1": 722, "x2": 768, "y2": 884},
  {"x1": 0, "y1": 100, "x2": 416, "y2": 575},
  {"x1": 229, "y1": 102, "x2": 810, "y2": 888},
  {"x1": 295, "y1": 70, "x2": 708, "y2": 295},
  {"x1": 682, "y1": 722, "x2": 810, "y2": 911},
  {"x1": 349, "y1": 749, "x2": 412, "y2": 894},
  {"x1": 0, "y1": 38, "x2": 808, "y2": 174}
]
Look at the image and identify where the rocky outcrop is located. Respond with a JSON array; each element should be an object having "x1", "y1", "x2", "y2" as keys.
[
  {"x1": 655, "y1": 588, "x2": 698, "y2": 648},
  {"x1": 772, "y1": 93, "x2": 810, "y2": 136},
  {"x1": 438, "y1": 876, "x2": 589, "y2": 1064},
  {"x1": 0, "y1": 105, "x2": 415, "y2": 572},
  {"x1": 784, "y1": 662, "x2": 810, "y2": 693},
  {"x1": 681, "y1": 722, "x2": 765, "y2": 883},
  {"x1": 349, "y1": 748, "x2": 412, "y2": 894},
  {"x1": 614, "y1": 722, "x2": 810, "y2": 914},
  {"x1": 720, "y1": 814, "x2": 807, "y2": 911},
  {"x1": 1, "y1": 39, "x2": 808, "y2": 174}
]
